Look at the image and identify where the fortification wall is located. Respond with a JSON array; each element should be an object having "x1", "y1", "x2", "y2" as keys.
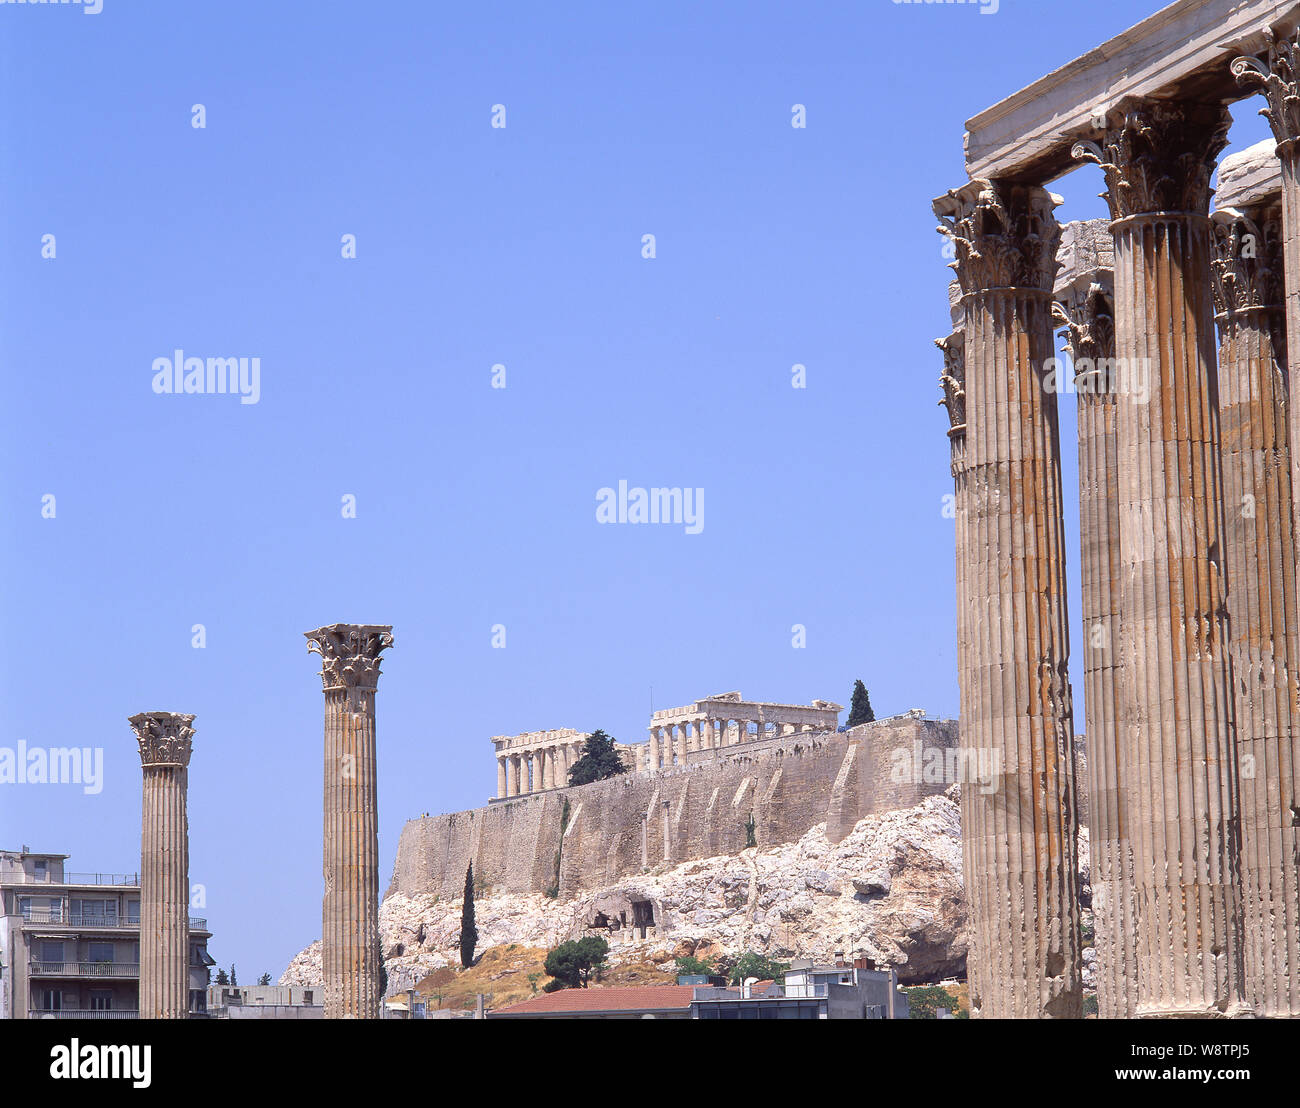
[{"x1": 386, "y1": 715, "x2": 961, "y2": 902}]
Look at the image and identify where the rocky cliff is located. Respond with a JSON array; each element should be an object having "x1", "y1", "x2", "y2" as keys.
[{"x1": 283, "y1": 784, "x2": 1095, "y2": 995}]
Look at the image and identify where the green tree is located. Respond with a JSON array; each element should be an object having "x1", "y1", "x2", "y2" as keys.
[
  {"x1": 543, "y1": 937, "x2": 610, "y2": 989},
  {"x1": 229, "y1": 965, "x2": 238, "y2": 987},
  {"x1": 904, "y1": 985, "x2": 961, "y2": 1019},
  {"x1": 567, "y1": 729, "x2": 629, "y2": 787},
  {"x1": 257, "y1": 972, "x2": 272, "y2": 986},
  {"x1": 727, "y1": 951, "x2": 789, "y2": 986},
  {"x1": 674, "y1": 955, "x2": 714, "y2": 977},
  {"x1": 214, "y1": 968, "x2": 229, "y2": 985},
  {"x1": 846, "y1": 680, "x2": 875, "y2": 727},
  {"x1": 460, "y1": 862, "x2": 478, "y2": 968}
]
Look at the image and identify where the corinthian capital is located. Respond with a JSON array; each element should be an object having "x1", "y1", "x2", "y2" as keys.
[
  {"x1": 934, "y1": 179, "x2": 1062, "y2": 295},
  {"x1": 1211, "y1": 205, "x2": 1284, "y2": 345},
  {"x1": 1071, "y1": 99, "x2": 1230, "y2": 219},
  {"x1": 1233, "y1": 30, "x2": 1300, "y2": 150},
  {"x1": 935, "y1": 332, "x2": 965, "y2": 433},
  {"x1": 129, "y1": 712, "x2": 195, "y2": 768},
  {"x1": 305, "y1": 624, "x2": 394, "y2": 690}
]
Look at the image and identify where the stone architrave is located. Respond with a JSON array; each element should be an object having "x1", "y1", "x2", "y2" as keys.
[
  {"x1": 129, "y1": 711, "x2": 195, "y2": 1020},
  {"x1": 305, "y1": 623, "x2": 393, "y2": 1019}
]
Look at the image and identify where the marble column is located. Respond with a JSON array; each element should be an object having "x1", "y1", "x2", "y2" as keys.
[
  {"x1": 676, "y1": 725, "x2": 688, "y2": 765},
  {"x1": 1052, "y1": 224, "x2": 1137, "y2": 1018},
  {"x1": 1075, "y1": 99, "x2": 1248, "y2": 1017},
  {"x1": 506, "y1": 754, "x2": 518, "y2": 797},
  {"x1": 305, "y1": 623, "x2": 393, "y2": 1019},
  {"x1": 497, "y1": 757, "x2": 507, "y2": 800},
  {"x1": 648, "y1": 727, "x2": 661, "y2": 771},
  {"x1": 935, "y1": 177, "x2": 1082, "y2": 1019},
  {"x1": 1211, "y1": 200, "x2": 1300, "y2": 1018},
  {"x1": 129, "y1": 711, "x2": 194, "y2": 1019}
]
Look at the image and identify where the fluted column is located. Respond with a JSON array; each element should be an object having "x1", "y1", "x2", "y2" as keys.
[
  {"x1": 935, "y1": 177, "x2": 1082, "y2": 1019},
  {"x1": 497, "y1": 757, "x2": 507, "y2": 799},
  {"x1": 130, "y1": 712, "x2": 194, "y2": 1019},
  {"x1": 676, "y1": 725, "x2": 688, "y2": 765},
  {"x1": 305, "y1": 623, "x2": 393, "y2": 1019},
  {"x1": 1211, "y1": 201, "x2": 1300, "y2": 1017},
  {"x1": 648, "y1": 728, "x2": 661, "y2": 771},
  {"x1": 1053, "y1": 225, "x2": 1136, "y2": 1018},
  {"x1": 1075, "y1": 99, "x2": 1247, "y2": 1017}
]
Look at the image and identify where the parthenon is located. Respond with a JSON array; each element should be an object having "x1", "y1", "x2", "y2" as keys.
[
  {"x1": 640, "y1": 692, "x2": 842, "y2": 773},
  {"x1": 492, "y1": 729, "x2": 597, "y2": 799},
  {"x1": 938, "y1": 0, "x2": 1300, "y2": 1018}
]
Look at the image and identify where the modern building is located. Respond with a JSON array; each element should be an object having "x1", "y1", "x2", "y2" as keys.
[
  {"x1": 205, "y1": 983, "x2": 323, "y2": 1019},
  {"x1": 0, "y1": 848, "x2": 214, "y2": 1019},
  {"x1": 487, "y1": 956, "x2": 909, "y2": 1019}
]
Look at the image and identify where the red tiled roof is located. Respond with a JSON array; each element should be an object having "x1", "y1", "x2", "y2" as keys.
[{"x1": 489, "y1": 985, "x2": 695, "y2": 1017}]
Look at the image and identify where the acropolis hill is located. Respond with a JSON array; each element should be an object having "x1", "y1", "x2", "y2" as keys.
[{"x1": 387, "y1": 698, "x2": 960, "y2": 903}]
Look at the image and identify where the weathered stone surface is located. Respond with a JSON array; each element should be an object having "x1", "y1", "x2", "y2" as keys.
[
  {"x1": 1217, "y1": 139, "x2": 1282, "y2": 211},
  {"x1": 286, "y1": 788, "x2": 1094, "y2": 996}
]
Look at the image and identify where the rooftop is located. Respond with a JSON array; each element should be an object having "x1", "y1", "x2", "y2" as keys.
[{"x1": 489, "y1": 985, "x2": 695, "y2": 1018}]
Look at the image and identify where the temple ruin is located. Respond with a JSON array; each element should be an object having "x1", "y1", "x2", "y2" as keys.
[{"x1": 937, "y1": 0, "x2": 1300, "y2": 1018}]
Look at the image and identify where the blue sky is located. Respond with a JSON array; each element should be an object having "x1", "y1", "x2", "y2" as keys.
[{"x1": 0, "y1": 0, "x2": 1274, "y2": 979}]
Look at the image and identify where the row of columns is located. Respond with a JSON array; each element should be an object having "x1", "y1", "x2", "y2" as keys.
[
  {"x1": 937, "y1": 52, "x2": 1300, "y2": 1017},
  {"x1": 497, "y1": 740, "x2": 585, "y2": 798},
  {"x1": 643, "y1": 718, "x2": 818, "y2": 771}
]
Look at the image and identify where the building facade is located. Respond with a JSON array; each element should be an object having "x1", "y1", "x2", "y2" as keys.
[{"x1": 0, "y1": 848, "x2": 213, "y2": 1019}]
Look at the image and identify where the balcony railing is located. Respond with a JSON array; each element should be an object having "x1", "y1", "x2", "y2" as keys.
[
  {"x1": 20, "y1": 909, "x2": 206, "y2": 930},
  {"x1": 30, "y1": 961, "x2": 140, "y2": 978},
  {"x1": 29, "y1": 1009, "x2": 138, "y2": 1020},
  {"x1": 62, "y1": 872, "x2": 140, "y2": 887}
]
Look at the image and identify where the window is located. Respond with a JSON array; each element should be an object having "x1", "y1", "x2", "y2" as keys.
[
  {"x1": 88, "y1": 942, "x2": 114, "y2": 964},
  {"x1": 89, "y1": 990, "x2": 113, "y2": 1011},
  {"x1": 303, "y1": 990, "x2": 313, "y2": 1004},
  {"x1": 126, "y1": 900, "x2": 140, "y2": 923},
  {"x1": 39, "y1": 941, "x2": 63, "y2": 963},
  {"x1": 38, "y1": 989, "x2": 62, "y2": 1012},
  {"x1": 33, "y1": 859, "x2": 47, "y2": 880}
]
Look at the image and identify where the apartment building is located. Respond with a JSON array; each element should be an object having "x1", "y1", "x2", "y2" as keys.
[{"x1": 0, "y1": 847, "x2": 214, "y2": 1019}]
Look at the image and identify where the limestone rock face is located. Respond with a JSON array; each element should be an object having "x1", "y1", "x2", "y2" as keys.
[{"x1": 282, "y1": 787, "x2": 1093, "y2": 995}]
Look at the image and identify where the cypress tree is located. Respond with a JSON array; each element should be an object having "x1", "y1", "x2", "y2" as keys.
[
  {"x1": 846, "y1": 680, "x2": 875, "y2": 727},
  {"x1": 460, "y1": 862, "x2": 478, "y2": 968}
]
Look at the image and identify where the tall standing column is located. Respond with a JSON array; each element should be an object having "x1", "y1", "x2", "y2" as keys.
[
  {"x1": 1053, "y1": 224, "x2": 1137, "y2": 1018},
  {"x1": 1235, "y1": 42, "x2": 1300, "y2": 1018},
  {"x1": 497, "y1": 757, "x2": 507, "y2": 800},
  {"x1": 648, "y1": 728, "x2": 660, "y2": 771},
  {"x1": 935, "y1": 178, "x2": 1082, "y2": 1019},
  {"x1": 676, "y1": 725, "x2": 688, "y2": 765},
  {"x1": 305, "y1": 623, "x2": 393, "y2": 1019},
  {"x1": 1211, "y1": 201, "x2": 1300, "y2": 1017},
  {"x1": 1075, "y1": 99, "x2": 1248, "y2": 1017},
  {"x1": 129, "y1": 712, "x2": 194, "y2": 1019}
]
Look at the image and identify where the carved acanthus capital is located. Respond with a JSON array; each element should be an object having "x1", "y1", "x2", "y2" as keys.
[
  {"x1": 934, "y1": 179, "x2": 1062, "y2": 295},
  {"x1": 1071, "y1": 99, "x2": 1230, "y2": 219},
  {"x1": 129, "y1": 712, "x2": 195, "y2": 768},
  {"x1": 1233, "y1": 30, "x2": 1300, "y2": 151},
  {"x1": 1211, "y1": 205, "x2": 1284, "y2": 320},
  {"x1": 305, "y1": 624, "x2": 394, "y2": 691},
  {"x1": 1052, "y1": 280, "x2": 1115, "y2": 368},
  {"x1": 935, "y1": 332, "x2": 966, "y2": 433}
]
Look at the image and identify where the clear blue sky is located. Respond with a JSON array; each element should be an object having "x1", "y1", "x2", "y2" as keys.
[{"x1": 0, "y1": 0, "x2": 1273, "y2": 980}]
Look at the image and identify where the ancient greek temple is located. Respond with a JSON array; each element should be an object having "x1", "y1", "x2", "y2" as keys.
[
  {"x1": 492, "y1": 728, "x2": 592, "y2": 798},
  {"x1": 642, "y1": 691, "x2": 842, "y2": 772},
  {"x1": 936, "y1": 0, "x2": 1300, "y2": 1018}
]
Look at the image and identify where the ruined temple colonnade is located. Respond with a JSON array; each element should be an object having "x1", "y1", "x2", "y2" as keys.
[
  {"x1": 937, "y1": 0, "x2": 1300, "y2": 1018},
  {"x1": 492, "y1": 729, "x2": 590, "y2": 798}
]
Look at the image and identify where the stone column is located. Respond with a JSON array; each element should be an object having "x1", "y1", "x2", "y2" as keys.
[
  {"x1": 648, "y1": 727, "x2": 661, "y2": 771},
  {"x1": 935, "y1": 178, "x2": 1082, "y2": 1019},
  {"x1": 1075, "y1": 100, "x2": 1248, "y2": 1017},
  {"x1": 676, "y1": 725, "x2": 688, "y2": 765},
  {"x1": 129, "y1": 711, "x2": 194, "y2": 1020},
  {"x1": 497, "y1": 757, "x2": 507, "y2": 800},
  {"x1": 1052, "y1": 224, "x2": 1137, "y2": 1018},
  {"x1": 305, "y1": 623, "x2": 393, "y2": 1020},
  {"x1": 1211, "y1": 200, "x2": 1300, "y2": 1018}
]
